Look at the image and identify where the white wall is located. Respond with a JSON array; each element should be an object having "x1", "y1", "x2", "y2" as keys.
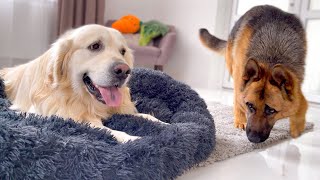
[{"x1": 105, "y1": 0, "x2": 226, "y2": 90}]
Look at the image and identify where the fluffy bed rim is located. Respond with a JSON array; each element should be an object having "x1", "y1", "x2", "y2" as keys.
[{"x1": 0, "y1": 68, "x2": 215, "y2": 180}]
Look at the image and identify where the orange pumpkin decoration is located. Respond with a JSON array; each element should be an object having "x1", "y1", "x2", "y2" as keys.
[{"x1": 111, "y1": 15, "x2": 141, "y2": 34}]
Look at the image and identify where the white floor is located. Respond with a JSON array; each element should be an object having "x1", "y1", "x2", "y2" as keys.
[{"x1": 178, "y1": 88, "x2": 320, "y2": 180}]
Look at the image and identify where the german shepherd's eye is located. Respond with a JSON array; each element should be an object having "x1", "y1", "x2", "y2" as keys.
[
  {"x1": 120, "y1": 48, "x2": 126, "y2": 56},
  {"x1": 246, "y1": 102, "x2": 255, "y2": 113},
  {"x1": 265, "y1": 105, "x2": 277, "y2": 116},
  {"x1": 88, "y1": 41, "x2": 103, "y2": 51}
]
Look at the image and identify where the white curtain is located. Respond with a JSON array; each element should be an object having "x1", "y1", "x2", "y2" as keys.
[
  {"x1": 302, "y1": 20, "x2": 320, "y2": 96},
  {"x1": 0, "y1": 0, "x2": 58, "y2": 67}
]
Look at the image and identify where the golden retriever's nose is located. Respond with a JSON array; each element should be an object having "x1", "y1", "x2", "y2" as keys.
[{"x1": 112, "y1": 62, "x2": 131, "y2": 80}]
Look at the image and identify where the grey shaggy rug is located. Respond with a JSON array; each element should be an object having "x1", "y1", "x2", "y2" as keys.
[
  {"x1": 198, "y1": 102, "x2": 314, "y2": 166},
  {"x1": 0, "y1": 68, "x2": 215, "y2": 180}
]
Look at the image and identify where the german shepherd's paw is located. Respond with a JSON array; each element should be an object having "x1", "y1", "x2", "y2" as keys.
[
  {"x1": 290, "y1": 123, "x2": 305, "y2": 138},
  {"x1": 234, "y1": 121, "x2": 246, "y2": 130},
  {"x1": 290, "y1": 130, "x2": 302, "y2": 138}
]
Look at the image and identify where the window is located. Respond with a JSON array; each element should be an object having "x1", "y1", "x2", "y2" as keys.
[
  {"x1": 300, "y1": 0, "x2": 320, "y2": 103},
  {"x1": 309, "y1": 0, "x2": 320, "y2": 10}
]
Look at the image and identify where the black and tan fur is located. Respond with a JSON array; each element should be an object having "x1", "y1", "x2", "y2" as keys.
[{"x1": 199, "y1": 5, "x2": 307, "y2": 143}]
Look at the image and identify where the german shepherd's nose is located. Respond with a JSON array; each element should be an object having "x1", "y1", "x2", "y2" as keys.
[{"x1": 246, "y1": 128, "x2": 270, "y2": 143}]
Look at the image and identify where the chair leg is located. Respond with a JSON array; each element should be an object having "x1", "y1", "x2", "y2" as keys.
[{"x1": 154, "y1": 65, "x2": 163, "y2": 71}]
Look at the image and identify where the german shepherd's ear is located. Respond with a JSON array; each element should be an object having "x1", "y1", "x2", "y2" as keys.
[
  {"x1": 46, "y1": 38, "x2": 73, "y2": 87},
  {"x1": 271, "y1": 65, "x2": 294, "y2": 98},
  {"x1": 243, "y1": 59, "x2": 261, "y2": 83}
]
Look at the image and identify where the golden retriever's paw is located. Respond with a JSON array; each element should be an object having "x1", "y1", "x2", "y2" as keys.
[
  {"x1": 234, "y1": 121, "x2": 246, "y2": 130},
  {"x1": 113, "y1": 131, "x2": 141, "y2": 143},
  {"x1": 9, "y1": 104, "x2": 20, "y2": 111},
  {"x1": 136, "y1": 113, "x2": 169, "y2": 125},
  {"x1": 9, "y1": 105, "x2": 28, "y2": 117}
]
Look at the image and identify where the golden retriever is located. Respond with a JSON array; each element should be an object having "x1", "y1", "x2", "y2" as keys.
[{"x1": 0, "y1": 24, "x2": 165, "y2": 143}]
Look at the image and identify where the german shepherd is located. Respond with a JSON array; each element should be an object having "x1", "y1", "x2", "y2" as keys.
[{"x1": 199, "y1": 5, "x2": 307, "y2": 143}]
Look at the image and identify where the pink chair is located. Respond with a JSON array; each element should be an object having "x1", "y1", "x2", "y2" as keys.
[{"x1": 106, "y1": 20, "x2": 176, "y2": 71}]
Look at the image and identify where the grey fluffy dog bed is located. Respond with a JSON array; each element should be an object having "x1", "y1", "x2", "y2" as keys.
[{"x1": 0, "y1": 68, "x2": 215, "y2": 180}]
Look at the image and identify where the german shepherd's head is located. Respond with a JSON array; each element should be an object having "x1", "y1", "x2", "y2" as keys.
[{"x1": 241, "y1": 59, "x2": 301, "y2": 142}]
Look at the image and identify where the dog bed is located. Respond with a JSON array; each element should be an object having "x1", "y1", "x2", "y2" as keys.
[{"x1": 0, "y1": 68, "x2": 215, "y2": 180}]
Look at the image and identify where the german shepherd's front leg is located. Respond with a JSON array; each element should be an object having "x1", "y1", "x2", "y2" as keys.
[
  {"x1": 290, "y1": 93, "x2": 307, "y2": 138},
  {"x1": 234, "y1": 96, "x2": 247, "y2": 130},
  {"x1": 233, "y1": 67, "x2": 247, "y2": 130}
]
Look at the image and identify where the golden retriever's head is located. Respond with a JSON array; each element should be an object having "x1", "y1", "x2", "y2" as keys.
[
  {"x1": 48, "y1": 24, "x2": 134, "y2": 107},
  {"x1": 241, "y1": 59, "x2": 300, "y2": 143}
]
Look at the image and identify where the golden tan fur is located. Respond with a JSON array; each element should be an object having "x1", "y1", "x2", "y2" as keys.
[
  {"x1": 0, "y1": 24, "x2": 164, "y2": 143},
  {"x1": 227, "y1": 25, "x2": 307, "y2": 139},
  {"x1": 201, "y1": 25, "x2": 307, "y2": 141},
  {"x1": 200, "y1": 5, "x2": 308, "y2": 142}
]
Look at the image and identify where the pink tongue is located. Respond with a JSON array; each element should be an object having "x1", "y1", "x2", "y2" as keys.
[{"x1": 97, "y1": 87, "x2": 122, "y2": 107}]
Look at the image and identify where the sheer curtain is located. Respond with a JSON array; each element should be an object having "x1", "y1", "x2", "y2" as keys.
[{"x1": 0, "y1": 0, "x2": 58, "y2": 67}]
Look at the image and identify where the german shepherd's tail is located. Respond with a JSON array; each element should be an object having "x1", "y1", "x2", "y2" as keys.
[{"x1": 199, "y1": 28, "x2": 227, "y2": 55}]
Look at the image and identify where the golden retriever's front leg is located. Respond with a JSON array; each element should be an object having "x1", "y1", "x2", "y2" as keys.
[
  {"x1": 89, "y1": 119, "x2": 140, "y2": 143},
  {"x1": 135, "y1": 113, "x2": 169, "y2": 124}
]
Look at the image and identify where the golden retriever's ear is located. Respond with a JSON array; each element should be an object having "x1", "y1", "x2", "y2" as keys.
[
  {"x1": 47, "y1": 38, "x2": 73, "y2": 87},
  {"x1": 125, "y1": 48, "x2": 134, "y2": 68}
]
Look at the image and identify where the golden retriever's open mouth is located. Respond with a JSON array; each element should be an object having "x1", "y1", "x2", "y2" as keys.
[{"x1": 83, "y1": 73, "x2": 122, "y2": 107}]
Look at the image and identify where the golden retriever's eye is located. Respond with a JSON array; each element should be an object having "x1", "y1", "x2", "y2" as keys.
[
  {"x1": 88, "y1": 41, "x2": 103, "y2": 51},
  {"x1": 265, "y1": 105, "x2": 277, "y2": 116},
  {"x1": 120, "y1": 48, "x2": 126, "y2": 56}
]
